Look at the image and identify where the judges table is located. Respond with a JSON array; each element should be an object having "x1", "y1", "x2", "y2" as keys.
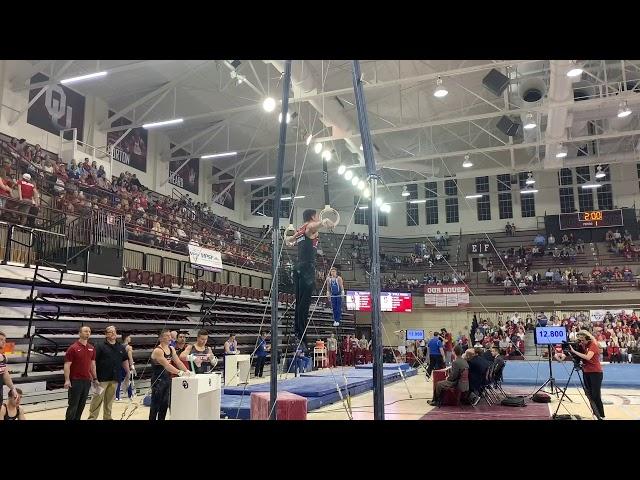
[
  {"x1": 170, "y1": 373, "x2": 221, "y2": 420},
  {"x1": 224, "y1": 353, "x2": 251, "y2": 386}
]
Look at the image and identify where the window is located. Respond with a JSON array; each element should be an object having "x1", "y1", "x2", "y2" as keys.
[
  {"x1": 424, "y1": 182, "x2": 438, "y2": 224},
  {"x1": 475, "y1": 176, "x2": 489, "y2": 193},
  {"x1": 517, "y1": 172, "x2": 531, "y2": 189},
  {"x1": 559, "y1": 187, "x2": 575, "y2": 214},
  {"x1": 445, "y1": 197, "x2": 459, "y2": 223},
  {"x1": 405, "y1": 184, "x2": 419, "y2": 226},
  {"x1": 250, "y1": 185, "x2": 290, "y2": 217},
  {"x1": 578, "y1": 189, "x2": 594, "y2": 211},
  {"x1": 378, "y1": 210, "x2": 388, "y2": 227},
  {"x1": 498, "y1": 193, "x2": 513, "y2": 219},
  {"x1": 575, "y1": 166, "x2": 590, "y2": 184},
  {"x1": 597, "y1": 183, "x2": 613, "y2": 210},
  {"x1": 497, "y1": 174, "x2": 511, "y2": 192},
  {"x1": 355, "y1": 207, "x2": 368, "y2": 225},
  {"x1": 520, "y1": 195, "x2": 536, "y2": 218},
  {"x1": 558, "y1": 168, "x2": 573, "y2": 186},
  {"x1": 444, "y1": 179, "x2": 458, "y2": 196},
  {"x1": 477, "y1": 194, "x2": 491, "y2": 221}
]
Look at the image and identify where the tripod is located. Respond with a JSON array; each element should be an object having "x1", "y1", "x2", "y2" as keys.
[
  {"x1": 552, "y1": 361, "x2": 601, "y2": 420},
  {"x1": 532, "y1": 345, "x2": 571, "y2": 400}
]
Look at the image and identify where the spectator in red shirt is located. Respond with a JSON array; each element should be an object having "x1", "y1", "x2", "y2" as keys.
[
  {"x1": 64, "y1": 326, "x2": 99, "y2": 421},
  {"x1": 441, "y1": 328, "x2": 454, "y2": 366},
  {"x1": 568, "y1": 330, "x2": 605, "y2": 419},
  {"x1": 17, "y1": 173, "x2": 39, "y2": 226}
]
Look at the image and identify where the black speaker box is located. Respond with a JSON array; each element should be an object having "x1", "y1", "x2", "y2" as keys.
[
  {"x1": 632, "y1": 354, "x2": 640, "y2": 364},
  {"x1": 497, "y1": 115, "x2": 520, "y2": 137},
  {"x1": 482, "y1": 68, "x2": 510, "y2": 96}
]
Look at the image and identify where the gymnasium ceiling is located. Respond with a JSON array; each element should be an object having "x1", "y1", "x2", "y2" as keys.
[{"x1": 16, "y1": 60, "x2": 640, "y2": 187}]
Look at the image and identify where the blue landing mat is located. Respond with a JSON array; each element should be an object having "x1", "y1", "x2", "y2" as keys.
[
  {"x1": 355, "y1": 363, "x2": 412, "y2": 371},
  {"x1": 502, "y1": 361, "x2": 640, "y2": 388},
  {"x1": 219, "y1": 368, "x2": 417, "y2": 420}
]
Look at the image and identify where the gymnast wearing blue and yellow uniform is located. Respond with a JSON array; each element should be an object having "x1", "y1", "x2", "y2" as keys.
[{"x1": 326, "y1": 267, "x2": 344, "y2": 327}]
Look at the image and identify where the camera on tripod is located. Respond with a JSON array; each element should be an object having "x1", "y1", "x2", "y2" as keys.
[{"x1": 561, "y1": 341, "x2": 583, "y2": 366}]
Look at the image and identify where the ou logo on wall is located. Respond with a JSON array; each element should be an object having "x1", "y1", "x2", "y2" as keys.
[{"x1": 45, "y1": 85, "x2": 73, "y2": 131}]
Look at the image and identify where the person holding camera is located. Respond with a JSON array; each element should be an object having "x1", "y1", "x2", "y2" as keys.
[{"x1": 568, "y1": 330, "x2": 605, "y2": 419}]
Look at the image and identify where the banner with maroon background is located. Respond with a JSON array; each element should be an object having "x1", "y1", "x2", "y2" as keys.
[
  {"x1": 169, "y1": 144, "x2": 199, "y2": 195},
  {"x1": 211, "y1": 164, "x2": 234, "y2": 210},
  {"x1": 107, "y1": 110, "x2": 148, "y2": 172}
]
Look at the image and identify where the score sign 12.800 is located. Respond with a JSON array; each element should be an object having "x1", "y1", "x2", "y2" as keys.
[{"x1": 534, "y1": 326, "x2": 567, "y2": 345}]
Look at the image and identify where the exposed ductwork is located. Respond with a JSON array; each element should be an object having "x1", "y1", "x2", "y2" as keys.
[
  {"x1": 265, "y1": 60, "x2": 363, "y2": 164},
  {"x1": 543, "y1": 60, "x2": 576, "y2": 169}
]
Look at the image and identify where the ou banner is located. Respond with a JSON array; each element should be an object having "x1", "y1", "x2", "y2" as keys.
[
  {"x1": 188, "y1": 243, "x2": 223, "y2": 272},
  {"x1": 424, "y1": 285, "x2": 470, "y2": 308},
  {"x1": 589, "y1": 309, "x2": 634, "y2": 323}
]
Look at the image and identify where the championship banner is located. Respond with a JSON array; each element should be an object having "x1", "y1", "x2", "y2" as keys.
[
  {"x1": 211, "y1": 165, "x2": 235, "y2": 210},
  {"x1": 27, "y1": 72, "x2": 86, "y2": 141},
  {"x1": 424, "y1": 285, "x2": 470, "y2": 307},
  {"x1": 589, "y1": 309, "x2": 634, "y2": 323},
  {"x1": 169, "y1": 145, "x2": 199, "y2": 194},
  {"x1": 107, "y1": 110, "x2": 148, "y2": 172},
  {"x1": 188, "y1": 243, "x2": 222, "y2": 272}
]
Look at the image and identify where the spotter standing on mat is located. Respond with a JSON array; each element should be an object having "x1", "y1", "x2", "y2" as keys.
[
  {"x1": 284, "y1": 207, "x2": 339, "y2": 344},
  {"x1": 327, "y1": 267, "x2": 344, "y2": 327}
]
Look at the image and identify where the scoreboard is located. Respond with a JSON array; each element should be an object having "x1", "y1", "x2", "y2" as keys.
[{"x1": 558, "y1": 209, "x2": 623, "y2": 230}]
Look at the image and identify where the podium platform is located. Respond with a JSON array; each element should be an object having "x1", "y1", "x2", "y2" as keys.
[
  {"x1": 224, "y1": 354, "x2": 251, "y2": 386},
  {"x1": 170, "y1": 373, "x2": 221, "y2": 420}
]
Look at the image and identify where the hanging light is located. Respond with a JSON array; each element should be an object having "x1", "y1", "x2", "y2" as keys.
[
  {"x1": 321, "y1": 150, "x2": 332, "y2": 161},
  {"x1": 314, "y1": 142, "x2": 323, "y2": 155},
  {"x1": 380, "y1": 203, "x2": 391, "y2": 213},
  {"x1": 142, "y1": 118, "x2": 183, "y2": 129},
  {"x1": 305, "y1": 134, "x2": 313, "y2": 146},
  {"x1": 617, "y1": 101, "x2": 632, "y2": 118},
  {"x1": 520, "y1": 187, "x2": 538, "y2": 194},
  {"x1": 465, "y1": 194, "x2": 482, "y2": 199},
  {"x1": 566, "y1": 61, "x2": 583, "y2": 78},
  {"x1": 523, "y1": 112, "x2": 537, "y2": 130},
  {"x1": 262, "y1": 97, "x2": 276, "y2": 112},
  {"x1": 351, "y1": 175, "x2": 360, "y2": 186},
  {"x1": 60, "y1": 71, "x2": 107, "y2": 85},
  {"x1": 462, "y1": 154, "x2": 473, "y2": 168},
  {"x1": 278, "y1": 112, "x2": 291, "y2": 124},
  {"x1": 581, "y1": 183, "x2": 602, "y2": 189},
  {"x1": 337, "y1": 164, "x2": 347, "y2": 175},
  {"x1": 433, "y1": 76, "x2": 448, "y2": 98},
  {"x1": 344, "y1": 170, "x2": 354, "y2": 181},
  {"x1": 595, "y1": 165, "x2": 606, "y2": 179},
  {"x1": 363, "y1": 188, "x2": 371, "y2": 198},
  {"x1": 555, "y1": 144, "x2": 568, "y2": 158},
  {"x1": 401, "y1": 185, "x2": 410, "y2": 197},
  {"x1": 357, "y1": 180, "x2": 365, "y2": 190},
  {"x1": 525, "y1": 172, "x2": 535, "y2": 185},
  {"x1": 375, "y1": 197, "x2": 383, "y2": 207}
]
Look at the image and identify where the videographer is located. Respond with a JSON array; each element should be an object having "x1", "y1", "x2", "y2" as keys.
[{"x1": 568, "y1": 330, "x2": 605, "y2": 419}]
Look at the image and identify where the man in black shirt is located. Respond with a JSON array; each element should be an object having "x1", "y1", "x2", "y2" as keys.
[
  {"x1": 286, "y1": 209, "x2": 337, "y2": 343},
  {"x1": 466, "y1": 347, "x2": 492, "y2": 402},
  {"x1": 88, "y1": 326, "x2": 129, "y2": 420}
]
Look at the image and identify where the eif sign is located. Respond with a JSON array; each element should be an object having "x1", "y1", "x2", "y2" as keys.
[{"x1": 468, "y1": 240, "x2": 493, "y2": 255}]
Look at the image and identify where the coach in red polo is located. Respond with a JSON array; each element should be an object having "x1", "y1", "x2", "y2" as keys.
[{"x1": 64, "y1": 326, "x2": 99, "y2": 420}]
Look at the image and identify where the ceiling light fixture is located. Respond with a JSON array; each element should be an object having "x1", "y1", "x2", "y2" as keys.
[
  {"x1": 351, "y1": 176, "x2": 360, "y2": 186},
  {"x1": 462, "y1": 155, "x2": 473, "y2": 168},
  {"x1": 566, "y1": 61, "x2": 583, "y2": 78},
  {"x1": 375, "y1": 197, "x2": 383, "y2": 207},
  {"x1": 321, "y1": 150, "x2": 332, "y2": 161},
  {"x1": 525, "y1": 172, "x2": 535, "y2": 185},
  {"x1": 555, "y1": 144, "x2": 568, "y2": 158},
  {"x1": 344, "y1": 170, "x2": 354, "y2": 181},
  {"x1": 358, "y1": 206, "x2": 369, "y2": 210},
  {"x1": 380, "y1": 203, "x2": 391, "y2": 213},
  {"x1": 433, "y1": 76, "x2": 448, "y2": 98},
  {"x1": 314, "y1": 142, "x2": 323, "y2": 155},
  {"x1": 357, "y1": 180, "x2": 365, "y2": 190},
  {"x1": 581, "y1": 183, "x2": 602, "y2": 189},
  {"x1": 363, "y1": 188, "x2": 371, "y2": 198},
  {"x1": 262, "y1": 97, "x2": 276, "y2": 112},
  {"x1": 244, "y1": 176, "x2": 275, "y2": 182},
  {"x1": 60, "y1": 71, "x2": 107, "y2": 85},
  {"x1": 401, "y1": 186, "x2": 410, "y2": 197},
  {"x1": 617, "y1": 101, "x2": 632, "y2": 118},
  {"x1": 595, "y1": 165, "x2": 606, "y2": 179},
  {"x1": 523, "y1": 112, "x2": 537, "y2": 130},
  {"x1": 280, "y1": 195, "x2": 306, "y2": 201},
  {"x1": 520, "y1": 187, "x2": 538, "y2": 194},
  {"x1": 278, "y1": 112, "x2": 291, "y2": 124},
  {"x1": 305, "y1": 134, "x2": 313, "y2": 146},
  {"x1": 337, "y1": 164, "x2": 346, "y2": 175},
  {"x1": 409, "y1": 199, "x2": 427, "y2": 204},
  {"x1": 200, "y1": 151, "x2": 237, "y2": 159},
  {"x1": 465, "y1": 194, "x2": 482, "y2": 199},
  {"x1": 142, "y1": 118, "x2": 183, "y2": 129}
]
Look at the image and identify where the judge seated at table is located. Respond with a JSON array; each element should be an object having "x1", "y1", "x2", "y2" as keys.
[
  {"x1": 466, "y1": 347, "x2": 492, "y2": 402},
  {"x1": 428, "y1": 345, "x2": 470, "y2": 406}
]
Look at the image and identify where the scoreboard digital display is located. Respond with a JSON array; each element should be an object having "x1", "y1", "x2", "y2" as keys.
[
  {"x1": 346, "y1": 291, "x2": 412, "y2": 313},
  {"x1": 558, "y1": 209, "x2": 623, "y2": 230}
]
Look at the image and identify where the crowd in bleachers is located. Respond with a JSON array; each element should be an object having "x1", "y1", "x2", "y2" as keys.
[
  {"x1": 606, "y1": 228, "x2": 640, "y2": 260},
  {"x1": 469, "y1": 314, "x2": 527, "y2": 356},
  {"x1": 381, "y1": 270, "x2": 468, "y2": 290},
  {"x1": 0, "y1": 135, "x2": 271, "y2": 272}
]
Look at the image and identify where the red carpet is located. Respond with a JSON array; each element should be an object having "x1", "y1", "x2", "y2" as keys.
[{"x1": 421, "y1": 396, "x2": 551, "y2": 420}]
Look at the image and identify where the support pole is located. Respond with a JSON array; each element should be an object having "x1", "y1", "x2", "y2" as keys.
[
  {"x1": 270, "y1": 60, "x2": 292, "y2": 421},
  {"x1": 351, "y1": 60, "x2": 385, "y2": 420}
]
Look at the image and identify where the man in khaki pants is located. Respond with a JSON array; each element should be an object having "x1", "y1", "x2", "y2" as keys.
[{"x1": 89, "y1": 326, "x2": 129, "y2": 420}]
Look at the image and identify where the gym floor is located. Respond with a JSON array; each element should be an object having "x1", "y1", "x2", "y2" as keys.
[{"x1": 23, "y1": 371, "x2": 640, "y2": 420}]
